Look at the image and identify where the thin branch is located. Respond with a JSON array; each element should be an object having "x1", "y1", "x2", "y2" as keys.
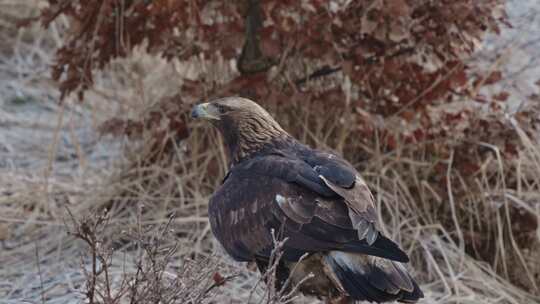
[
  {"x1": 35, "y1": 242, "x2": 46, "y2": 304},
  {"x1": 295, "y1": 65, "x2": 342, "y2": 86},
  {"x1": 295, "y1": 47, "x2": 415, "y2": 86}
]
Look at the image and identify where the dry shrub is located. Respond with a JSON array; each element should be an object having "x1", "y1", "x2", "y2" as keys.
[
  {"x1": 64, "y1": 206, "x2": 236, "y2": 304},
  {"x1": 32, "y1": 0, "x2": 511, "y2": 153},
  {"x1": 2, "y1": 1, "x2": 540, "y2": 303},
  {"x1": 64, "y1": 204, "x2": 316, "y2": 304}
]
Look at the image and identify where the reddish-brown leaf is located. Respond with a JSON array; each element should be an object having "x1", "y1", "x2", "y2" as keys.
[
  {"x1": 213, "y1": 272, "x2": 226, "y2": 286},
  {"x1": 493, "y1": 91, "x2": 510, "y2": 102}
]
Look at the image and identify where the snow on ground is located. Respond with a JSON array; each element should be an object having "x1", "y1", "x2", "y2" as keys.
[{"x1": 474, "y1": 0, "x2": 540, "y2": 111}]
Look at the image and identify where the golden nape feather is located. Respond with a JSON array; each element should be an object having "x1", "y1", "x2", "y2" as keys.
[{"x1": 192, "y1": 97, "x2": 423, "y2": 303}]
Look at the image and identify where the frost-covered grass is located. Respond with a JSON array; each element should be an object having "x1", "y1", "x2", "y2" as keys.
[{"x1": 1, "y1": 1, "x2": 539, "y2": 303}]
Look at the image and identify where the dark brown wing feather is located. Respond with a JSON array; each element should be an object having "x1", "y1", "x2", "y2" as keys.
[{"x1": 208, "y1": 155, "x2": 408, "y2": 263}]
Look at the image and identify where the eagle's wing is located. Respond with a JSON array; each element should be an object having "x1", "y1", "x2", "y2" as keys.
[
  {"x1": 299, "y1": 149, "x2": 381, "y2": 245},
  {"x1": 208, "y1": 155, "x2": 408, "y2": 263}
]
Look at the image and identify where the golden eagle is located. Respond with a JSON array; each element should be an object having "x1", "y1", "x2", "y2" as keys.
[{"x1": 192, "y1": 97, "x2": 423, "y2": 303}]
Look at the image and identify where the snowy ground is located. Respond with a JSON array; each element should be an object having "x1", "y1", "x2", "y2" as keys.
[{"x1": 474, "y1": 0, "x2": 540, "y2": 111}]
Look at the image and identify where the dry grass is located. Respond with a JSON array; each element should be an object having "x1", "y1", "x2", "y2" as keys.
[{"x1": 1, "y1": 1, "x2": 540, "y2": 304}]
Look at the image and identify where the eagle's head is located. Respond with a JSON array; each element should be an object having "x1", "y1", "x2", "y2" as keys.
[{"x1": 191, "y1": 97, "x2": 289, "y2": 163}]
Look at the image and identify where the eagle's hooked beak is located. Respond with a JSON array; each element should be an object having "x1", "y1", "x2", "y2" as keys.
[{"x1": 191, "y1": 102, "x2": 220, "y2": 120}]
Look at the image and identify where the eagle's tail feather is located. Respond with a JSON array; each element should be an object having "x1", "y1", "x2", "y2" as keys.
[
  {"x1": 398, "y1": 278, "x2": 423, "y2": 303},
  {"x1": 324, "y1": 251, "x2": 423, "y2": 303},
  {"x1": 341, "y1": 234, "x2": 409, "y2": 263}
]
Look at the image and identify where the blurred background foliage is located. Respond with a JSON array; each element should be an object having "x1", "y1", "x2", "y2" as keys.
[{"x1": 1, "y1": 0, "x2": 539, "y2": 303}]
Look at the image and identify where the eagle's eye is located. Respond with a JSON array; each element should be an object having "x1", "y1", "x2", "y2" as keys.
[{"x1": 215, "y1": 104, "x2": 229, "y2": 114}]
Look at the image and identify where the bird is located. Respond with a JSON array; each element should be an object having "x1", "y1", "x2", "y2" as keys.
[{"x1": 191, "y1": 97, "x2": 423, "y2": 303}]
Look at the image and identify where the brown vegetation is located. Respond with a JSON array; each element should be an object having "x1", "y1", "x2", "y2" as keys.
[{"x1": 1, "y1": 0, "x2": 540, "y2": 303}]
